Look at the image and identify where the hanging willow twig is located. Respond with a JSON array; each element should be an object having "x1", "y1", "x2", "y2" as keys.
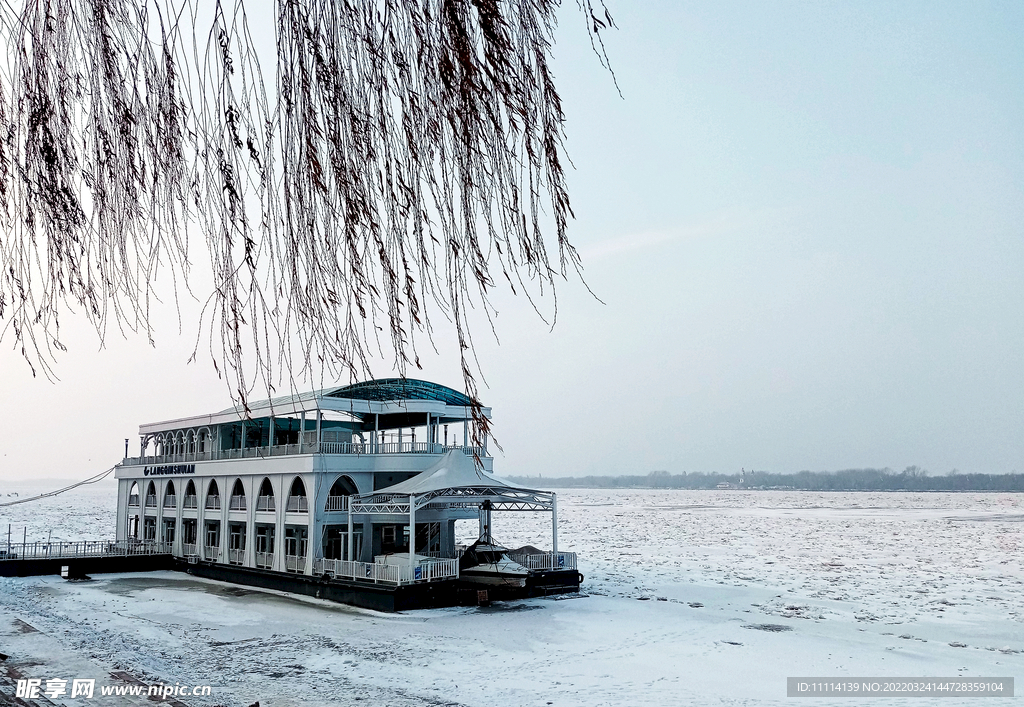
[{"x1": 0, "y1": 0, "x2": 615, "y2": 445}]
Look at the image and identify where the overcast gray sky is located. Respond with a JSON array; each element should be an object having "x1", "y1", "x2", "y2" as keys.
[{"x1": 2, "y1": 1, "x2": 1021, "y2": 482}]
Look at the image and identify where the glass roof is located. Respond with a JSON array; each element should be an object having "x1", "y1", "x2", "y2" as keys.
[{"x1": 327, "y1": 378, "x2": 475, "y2": 406}]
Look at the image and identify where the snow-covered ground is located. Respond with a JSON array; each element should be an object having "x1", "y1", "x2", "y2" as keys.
[{"x1": 1, "y1": 485, "x2": 1021, "y2": 706}]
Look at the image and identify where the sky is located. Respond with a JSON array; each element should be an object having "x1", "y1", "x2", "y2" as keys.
[{"x1": 1, "y1": 1, "x2": 1022, "y2": 482}]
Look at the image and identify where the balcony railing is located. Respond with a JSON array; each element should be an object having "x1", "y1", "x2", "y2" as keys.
[
  {"x1": 255, "y1": 551, "x2": 274, "y2": 569},
  {"x1": 229, "y1": 495, "x2": 246, "y2": 511},
  {"x1": 256, "y1": 496, "x2": 275, "y2": 512},
  {"x1": 144, "y1": 495, "x2": 157, "y2": 507},
  {"x1": 128, "y1": 494, "x2": 140, "y2": 507},
  {"x1": 314, "y1": 557, "x2": 458, "y2": 585},
  {"x1": 286, "y1": 496, "x2": 308, "y2": 513},
  {"x1": 123, "y1": 443, "x2": 486, "y2": 467},
  {"x1": 285, "y1": 554, "x2": 306, "y2": 573},
  {"x1": 182, "y1": 495, "x2": 198, "y2": 509},
  {"x1": 182, "y1": 543, "x2": 198, "y2": 556},
  {"x1": 163, "y1": 495, "x2": 176, "y2": 508},
  {"x1": 324, "y1": 495, "x2": 349, "y2": 512},
  {"x1": 204, "y1": 546, "x2": 220, "y2": 561},
  {"x1": 205, "y1": 496, "x2": 221, "y2": 510},
  {"x1": 228, "y1": 548, "x2": 245, "y2": 565}
]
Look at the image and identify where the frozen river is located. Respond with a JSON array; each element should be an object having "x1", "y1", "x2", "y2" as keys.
[{"x1": 1, "y1": 485, "x2": 1021, "y2": 705}]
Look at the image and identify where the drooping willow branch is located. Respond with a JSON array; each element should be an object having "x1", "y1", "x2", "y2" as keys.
[{"x1": 0, "y1": 0, "x2": 615, "y2": 444}]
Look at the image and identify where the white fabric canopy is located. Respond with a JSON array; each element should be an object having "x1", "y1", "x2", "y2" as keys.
[{"x1": 368, "y1": 450, "x2": 529, "y2": 496}]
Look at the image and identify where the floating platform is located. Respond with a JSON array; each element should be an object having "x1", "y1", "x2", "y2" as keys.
[{"x1": 0, "y1": 548, "x2": 581, "y2": 612}]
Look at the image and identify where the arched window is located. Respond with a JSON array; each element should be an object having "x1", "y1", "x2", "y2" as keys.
[
  {"x1": 325, "y1": 475, "x2": 357, "y2": 512},
  {"x1": 257, "y1": 478, "x2": 275, "y2": 512},
  {"x1": 128, "y1": 481, "x2": 140, "y2": 507},
  {"x1": 206, "y1": 479, "x2": 221, "y2": 510},
  {"x1": 287, "y1": 477, "x2": 308, "y2": 513},
  {"x1": 145, "y1": 481, "x2": 157, "y2": 507},
  {"x1": 184, "y1": 480, "x2": 197, "y2": 508},
  {"x1": 230, "y1": 479, "x2": 246, "y2": 511},
  {"x1": 163, "y1": 481, "x2": 176, "y2": 509}
]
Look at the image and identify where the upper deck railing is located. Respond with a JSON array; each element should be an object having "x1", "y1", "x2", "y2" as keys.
[{"x1": 122, "y1": 441, "x2": 486, "y2": 467}]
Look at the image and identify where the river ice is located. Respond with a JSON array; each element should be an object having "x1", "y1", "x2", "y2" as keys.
[{"x1": 1, "y1": 484, "x2": 1021, "y2": 706}]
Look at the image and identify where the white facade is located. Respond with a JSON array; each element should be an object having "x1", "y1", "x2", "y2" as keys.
[{"x1": 115, "y1": 380, "x2": 491, "y2": 575}]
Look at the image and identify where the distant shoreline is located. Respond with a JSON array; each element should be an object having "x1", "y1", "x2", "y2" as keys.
[{"x1": 508, "y1": 469, "x2": 1024, "y2": 493}]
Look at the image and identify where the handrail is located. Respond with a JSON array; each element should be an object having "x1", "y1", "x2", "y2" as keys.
[
  {"x1": 0, "y1": 540, "x2": 171, "y2": 561},
  {"x1": 122, "y1": 443, "x2": 487, "y2": 466},
  {"x1": 286, "y1": 496, "x2": 308, "y2": 513},
  {"x1": 324, "y1": 495, "x2": 349, "y2": 512},
  {"x1": 314, "y1": 557, "x2": 458, "y2": 585},
  {"x1": 507, "y1": 552, "x2": 577, "y2": 571},
  {"x1": 229, "y1": 495, "x2": 246, "y2": 511}
]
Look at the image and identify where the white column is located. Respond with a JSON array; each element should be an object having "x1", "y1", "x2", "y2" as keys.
[
  {"x1": 299, "y1": 410, "x2": 306, "y2": 453},
  {"x1": 551, "y1": 493, "x2": 558, "y2": 556},
  {"x1": 270, "y1": 416, "x2": 276, "y2": 448},
  {"x1": 305, "y1": 472, "x2": 316, "y2": 575},
  {"x1": 374, "y1": 414, "x2": 379, "y2": 453},
  {"x1": 316, "y1": 409, "x2": 322, "y2": 450},
  {"x1": 409, "y1": 495, "x2": 416, "y2": 579},
  {"x1": 273, "y1": 476, "x2": 286, "y2": 572},
  {"x1": 347, "y1": 503, "x2": 354, "y2": 563}
]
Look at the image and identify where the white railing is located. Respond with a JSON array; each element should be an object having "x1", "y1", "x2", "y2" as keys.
[
  {"x1": 205, "y1": 496, "x2": 221, "y2": 510},
  {"x1": 145, "y1": 495, "x2": 157, "y2": 507},
  {"x1": 163, "y1": 495, "x2": 176, "y2": 508},
  {"x1": 182, "y1": 495, "x2": 198, "y2": 509},
  {"x1": 123, "y1": 443, "x2": 486, "y2": 466},
  {"x1": 318, "y1": 441, "x2": 485, "y2": 456},
  {"x1": 228, "y1": 548, "x2": 245, "y2": 565},
  {"x1": 286, "y1": 496, "x2": 308, "y2": 513},
  {"x1": 256, "y1": 496, "x2": 275, "y2": 512},
  {"x1": 314, "y1": 557, "x2": 459, "y2": 585},
  {"x1": 182, "y1": 543, "x2": 198, "y2": 556},
  {"x1": 128, "y1": 494, "x2": 140, "y2": 507},
  {"x1": 229, "y1": 495, "x2": 246, "y2": 511},
  {"x1": 255, "y1": 551, "x2": 274, "y2": 568},
  {"x1": 285, "y1": 554, "x2": 306, "y2": 573},
  {"x1": 507, "y1": 552, "x2": 577, "y2": 571},
  {"x1": 324, "y1": 495, "x2": 349, "y2": 512},
  {"x1": 421, "y1": 550, "x2": 464, "y2": 558},
  {"x1": 0, "y1": 540, "x2": 171, "y2": 561},
  {"x1": 204, "y1": 546, "x2": 220, "y2": 561}
]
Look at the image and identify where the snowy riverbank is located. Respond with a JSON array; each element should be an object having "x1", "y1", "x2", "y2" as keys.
[{"x1": 2, "y1": 488, "x2": 1021, "y2": 705}]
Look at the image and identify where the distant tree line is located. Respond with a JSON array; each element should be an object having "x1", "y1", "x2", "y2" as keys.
[{"x1": 507, "y1": 466, "x2": 1024, "y2": 492}]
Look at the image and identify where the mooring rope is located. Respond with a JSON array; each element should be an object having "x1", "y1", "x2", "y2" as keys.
[{"x1": 0, "y1": 466, "x2": 116, "y2": 507}]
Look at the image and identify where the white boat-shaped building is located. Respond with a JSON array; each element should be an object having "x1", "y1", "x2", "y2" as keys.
[{"x1": 114, "y1": 379, "x2": 580, "y2": 610}]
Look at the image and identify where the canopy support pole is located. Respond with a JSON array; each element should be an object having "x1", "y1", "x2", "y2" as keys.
[
  {"x1": 409, "y1": 495, "x2": 416, "y2": 579},
  {"x1": 552, "y1": 493, "x2": 558, "y2": 558}
]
